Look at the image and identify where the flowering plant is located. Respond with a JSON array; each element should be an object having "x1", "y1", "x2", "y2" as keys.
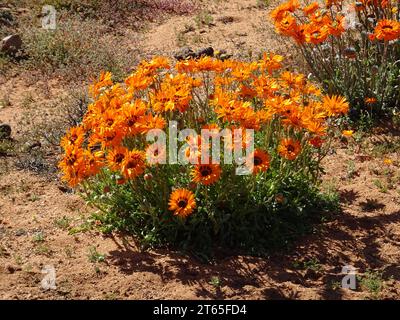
[
  {"x1": 271, "y1": 0, "x2": 400, "y2": 119},
  {"x1": 59, "y1": 54, "x2": 347, "y2": 253}
]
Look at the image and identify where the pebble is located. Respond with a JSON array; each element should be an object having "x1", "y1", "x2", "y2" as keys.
[
  {"x1": 0, "y1": 123, "x2": 11, "y2": 139},
  {"x1": 1, "y1": 34, "x2": 22, "y2": 55}
]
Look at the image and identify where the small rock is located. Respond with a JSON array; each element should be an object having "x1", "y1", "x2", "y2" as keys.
[
  {"x1": 0, "y1": 123, "x2": 11, "y2": 140},
  {"x1": 0, "y1": 8, "x2": 14, "y2": 27},
  {"x1": 218, "y1": 16, "x2": 236, "y2": 24},
  {"x1": 57, "y1": 185, "x2": 70, "y2": 193},
  {"x1": 174, "y1": 46, "x2": 196, "y2": 60},
  {"x1": 304, "y1": 269, "x2": 321, "y2": 281},
  {"x1": 1, "y1": 34, "x2": 22, "y2": 56},
  {"x1": 0, "y1": 226, "x2": 7, "y2": 238},
  {"x1": 215, "y1": 49, "x2": 232, "y2": 61},
  {"x1": 6, "y1": 264, "x2": 21, "y2": 274},
  {"x1": 196, "y1": 46, "x2": 214, "y2": 57},
  {"x1": 15, "y1": 229, "x2": 27, "y2": 237},
  {"x1": 16, "y1": 8, "x2": 29, "y2": 14},
  {"x1": 26, "y1": 141, "x2": 41, "y2": 150}
]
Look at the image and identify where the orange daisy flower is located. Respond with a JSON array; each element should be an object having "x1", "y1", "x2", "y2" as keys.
[
  {"x1": 168, "y1": 189, "x2": 196, "y2": 218},
  {"x1": 322, "y1": 95, "x2": 349, "y2": 116},
  {"x1": 60, "y1": 126, "x2": 85, "y2": 149},
  {"x1": 252, "y1": 149, "x2": 270, "y2": 174},
  {"x1": 191, "y1": 164, "x2": 222, "y2": 185},
  {"x1": 121, "y1": 149, "x2": 146, "y2": 179},
  {"x1": 374, "y1": 19, "x2": 400, "y2": 41},
  {"x1": 304, "y1": 23, "x2": 329, "y2": 44},
  {"x1": 278, "y1": 138, "x2": 302, "y2": 160},
  {"x1": 275, "y1": 12, "x2": 297, "y2": 36},
  {"x1": 365, "y1": 97, "x2": 377, "y2": 105},
  {"x1": 342, "y1": 130, "x2": 353, "y2": 137},
  {"x1": 107, "y1": 146, "x2": 128, "y2": 171},
  {"x1": 309, "y1": 136, "x2": 324, "y2": 148}
]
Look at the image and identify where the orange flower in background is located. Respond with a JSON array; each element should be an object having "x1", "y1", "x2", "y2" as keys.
[
  {"x1": 342, "y1": 130, "x2": 353, "y2": 137},
  {"x1": 306, "y1": 121, "x2": 327, "y2": 136},
  {"x1": 383, "y1": 158, "x2": 393, "y2": 165},
  {"x1": 121, "y1": 149, "x2": 146, "y2": 180},
  {"x1": 230, "y1": 61, "x2": 258, "y2": 81},
  {"x1": 328, "y1": 16, "x2": 345, "y2": 37},
  {"x1": 292, "y1": 24, "x2": 307, "y2": 43},
  {"x1": 309, "y1": 136, "x2": 324, "y2": 148},
  {"x1": 252, "y1": 149, "x2": 270, "y2": 174},
  {"x1": 175, "y1": 56, "x2": 225, "y2": 73},
  {"x1": 278, "y1": 138, "x2": 302, "y2": 160},
  {"x1": 280, "y1": 71, "x2": 306, "y2": 88},
  {"x1": 116, "y1": 177, "x2": 126, "y2": 185},
  {"x1": 191, "y1": 164, "x2": 222, "y2": 185},
  {"x1": 374, "y1": 19, "x2": 400, "y2": 41},
  {"x1": 168, "y1": 188, "x2": 196, "y2": 218},
  {"x1": 144, "y1": 56, "x2": 170, "y2": 72},
  {"x1": 365, "y1": 97, "x2": 377, "y2": 105},
  {"x1": 322, "y1": 95, "x2": 349, "y2": 116},
  {"x1": 368, "y1": 33, "x2": 376, "y2": 41},
  {"x1": 304, "y1": 23, "x2": 329, "y2": 44}
]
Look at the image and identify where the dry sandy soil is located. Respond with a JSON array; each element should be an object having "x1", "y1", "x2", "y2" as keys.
[{"x1": 0, "y1": 0, "x2": 399, "y2": 300}]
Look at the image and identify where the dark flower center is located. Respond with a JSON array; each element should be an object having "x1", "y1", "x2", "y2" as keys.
[
  {"x1": 127, "y1": 115, "x2": 139, "y2": 127},
  {"x1": 105, "y1": 132, "x2": 116, "y2": 141},
  {"x1": 178, "y1": 199, "x2": 187, "y2": 208},
  {"x1": 115, "y1": 154, "x2": 124, "y2": 163},
  {"x1": 287, "y1": 145, "x2": 295, "y2": 153},
  {"x1": 66, "y1": 155, "x2": 77, "y2": 166},
  {"x1": 70, "y1": 134, "x2": 78, "y2": 142},
  {"x1": 200, "y1": 166, "x2": 212, "y2": 177},
  {"x1": 126, "y1": 160, "x2": 139, "y2": 169},
  {"x1": 254, "y1": 156, "x2": 262, "y2": 166}
]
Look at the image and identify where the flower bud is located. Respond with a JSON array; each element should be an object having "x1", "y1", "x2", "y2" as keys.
[{"x1": 343, "y1": 47, "x2": 357, "y2": 59}]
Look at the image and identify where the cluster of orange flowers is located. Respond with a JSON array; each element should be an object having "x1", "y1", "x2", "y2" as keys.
[
  {"x1": 59, "y1": 54, "x2": 348, "y2": 218},
  {"x1": 271, "y1": 0, "x2": 400, "y2": 44}
]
